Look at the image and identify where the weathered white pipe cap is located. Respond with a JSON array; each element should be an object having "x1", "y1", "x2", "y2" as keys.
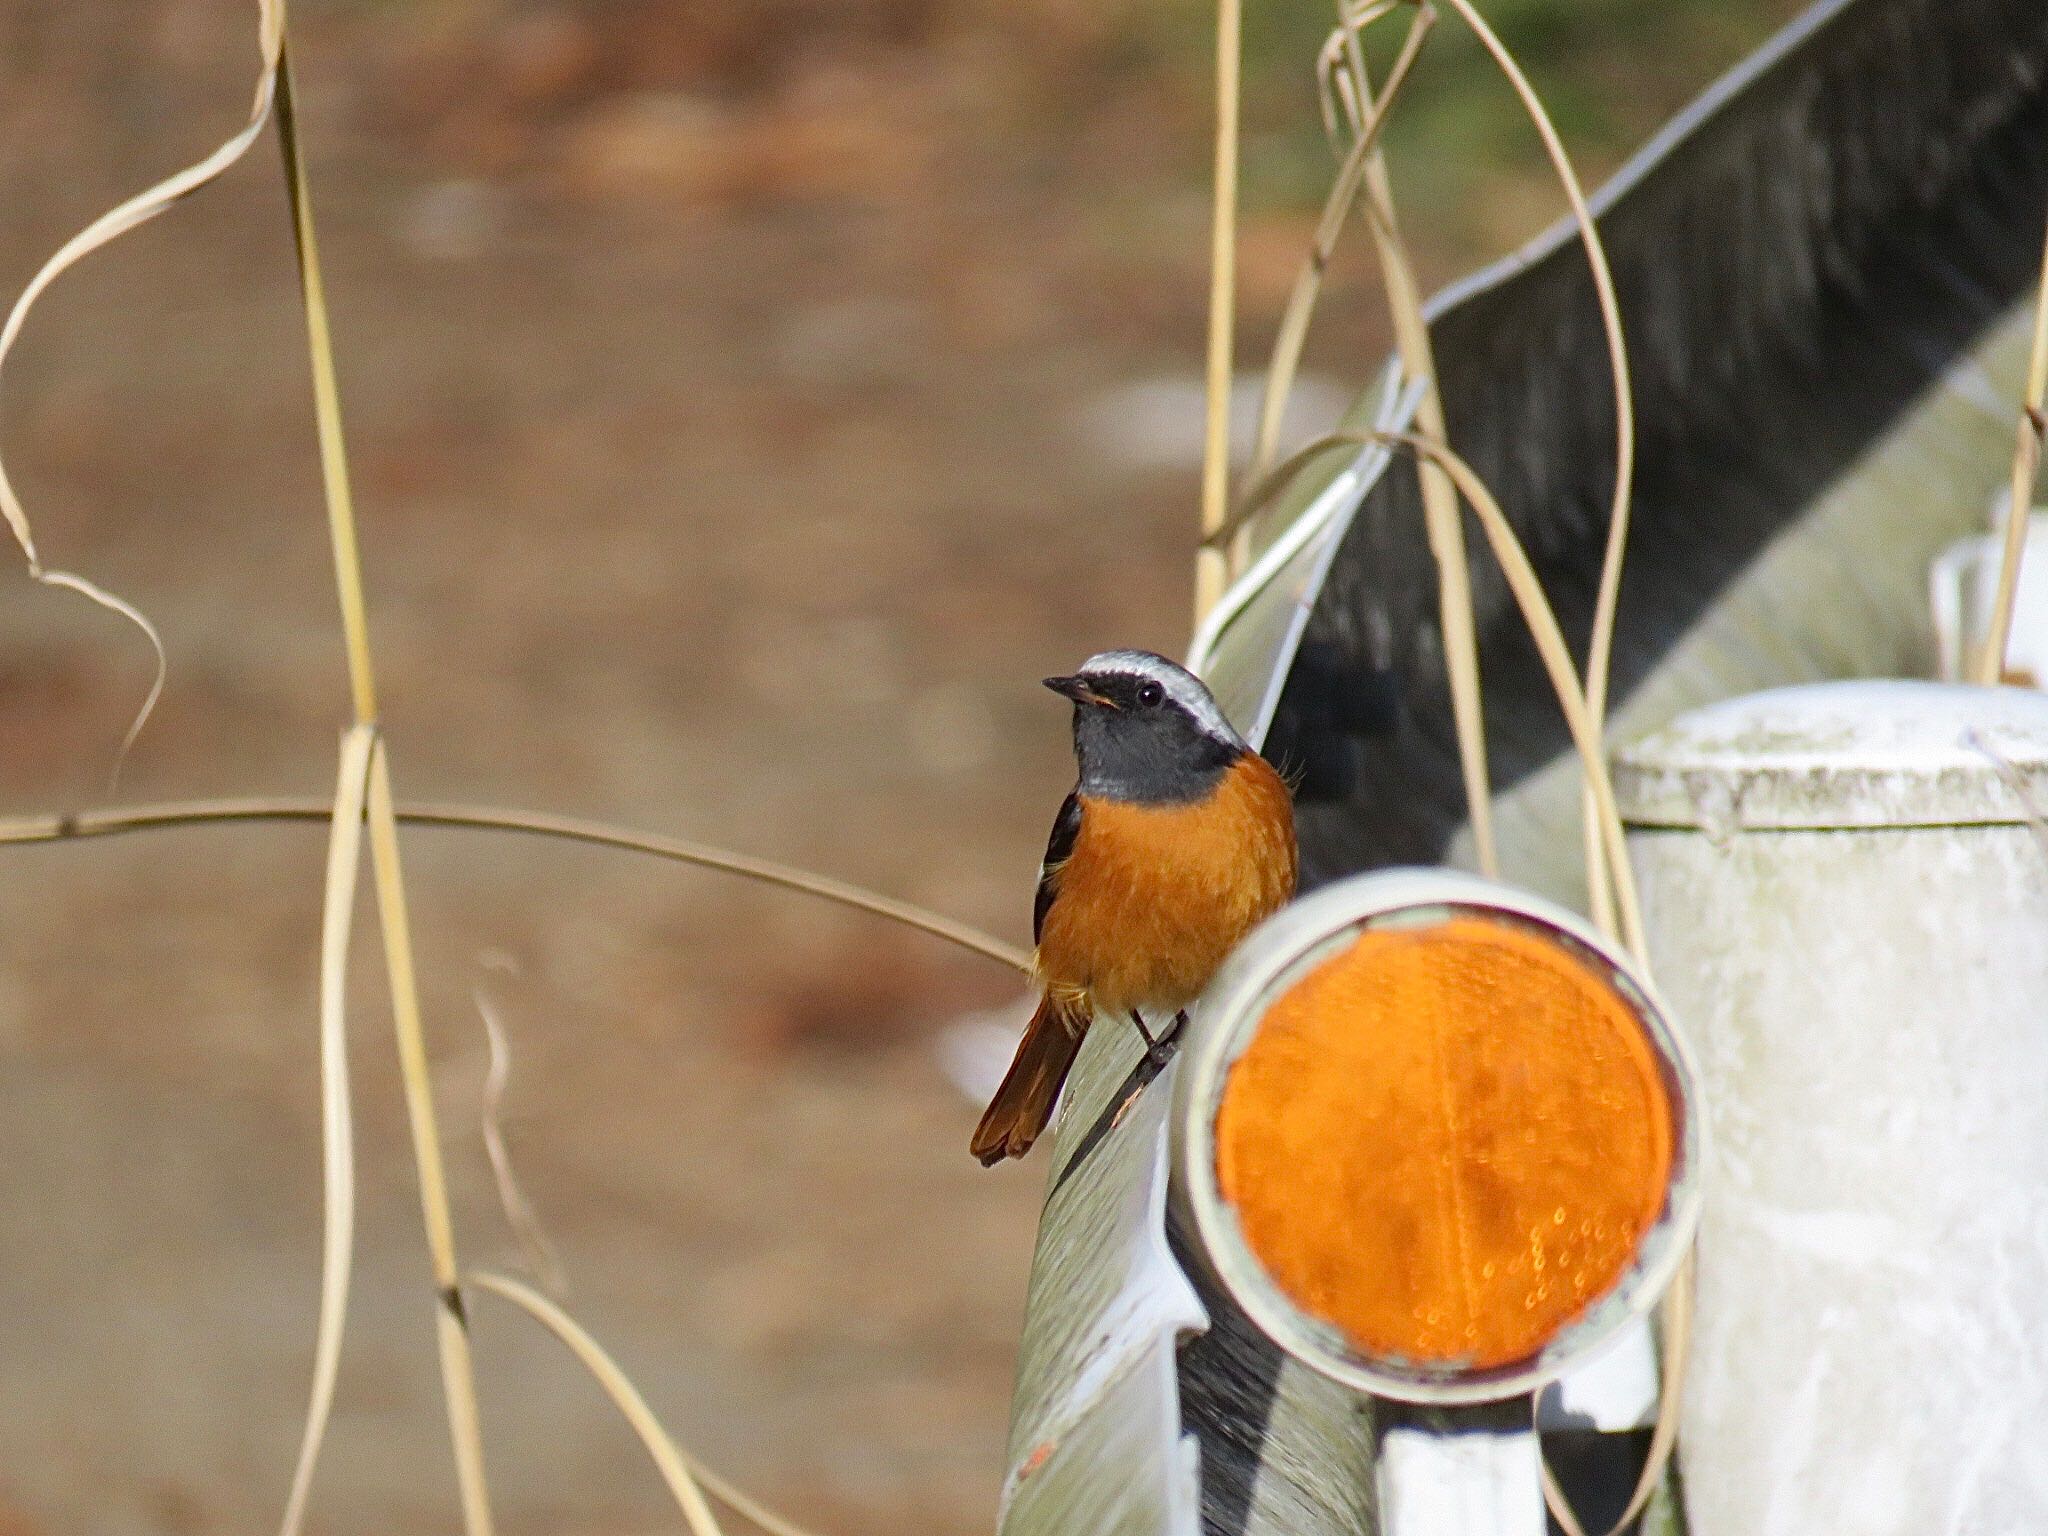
[
  {"x1": 1172, "y1": 868, "x2": 1705, "y2": 1404},
  {"x1": 1614, "y1": 678, "x2": 2048, "y2": 831},
  {"x1": 1615, "y1": 679, "x2": 2048, "y2": 1536}
]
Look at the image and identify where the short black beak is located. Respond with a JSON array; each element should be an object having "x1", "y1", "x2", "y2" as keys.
[{"x1": 1044, "y1": 675, "x2": 1115, "y2": 708}]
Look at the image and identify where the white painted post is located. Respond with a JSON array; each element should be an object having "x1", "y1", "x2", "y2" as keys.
[
  {"x1": 1377, "y1": 1404, "x2": 1546, "y2": 1536},
  {"x1": 1614, "y1": 680, "x2": 2048, "y2": 1536}
]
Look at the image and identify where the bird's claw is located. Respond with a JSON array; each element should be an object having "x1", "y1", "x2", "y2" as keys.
[{"x1": 1130, "y1": 1009, "x2": 1189, "y2": 1070}]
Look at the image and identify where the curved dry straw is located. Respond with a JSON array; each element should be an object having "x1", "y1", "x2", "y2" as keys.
[
  {"x1": 0, "y1": 3, "x2": 288, "y2": 777},
  {"x1": 269, "y1": 25, "x2": 500, "y2": 1529},
  {"x1": 1329, "y1": 5, "x2": 1507, "y2": 889},
  {"x1": 0, "y1": 785, "x2": 965, "y2": 1536},
  {"x1": 475, "y1": 986, "x2": 572, "y2": 1300},
  {"x1": 1216, "y1": 415, "x2": 1637, "y2": 920},
  {"x1": 1426, "y1": 0, "x2": 1638, "y2": 941},
  {"x1": 1371, "y1": 432, "x2": 1643, "y2": 952},
  {"x1": 1233, "y1": 0, "x2": 1643, "y2": 893},
  {"x1": 468, "y1": 1271, "x2": 828, "y2": 1536},
  {"x1": 1250, "y1": 0, "x2": 1418, "y2": 480},
  {"x1": 1234, "y1": 0, "x2": 1502, "y2": 879},
  {"x1": 1413, "y1": 0, "x2": 1636, "y2": 722},
  {"x1": 277, "y1": 724, "x2": 375, "y2": 1536},
  {"x1": 1225, "y1": 423, "x2": 1681, "y2": 1531},
  {"x1": 1194, "y1": 0, "x2": 1247, "y2": 619},
  {"x1": 1974, "y1": 214, "x2": 2048, "y2": 686},
  {"x1": 1370, "y1": 429, "x2": 1681, "y2": 1536},
  {"x1": 0, "y1": 797, "x2": 1033, "y2": 976},
  {"x1": 1242, "y1": 0, "x2": 1642, "y2": 925},
  {"x1": 1343, "y1": 2, "x2": 1500, "y2": 881}
]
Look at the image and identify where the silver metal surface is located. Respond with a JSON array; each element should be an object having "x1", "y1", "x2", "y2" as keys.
[
  {"x1": 1463, "y1": 300, "x2": 2042, "y2": 904},
  {"x1": 998, "y1": 1014, "x2": 1379, "y2": 1536},
  {"x1": 999, "y1": 1045, "x2": 1207, "y2": 1536}
]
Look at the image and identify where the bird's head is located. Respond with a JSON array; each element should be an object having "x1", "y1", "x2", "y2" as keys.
[{"x1": 1043, "y1": 650, "x2": 1249, "y2": 804}]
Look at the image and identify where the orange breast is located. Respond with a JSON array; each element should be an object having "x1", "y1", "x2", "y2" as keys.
[{"x1": 1036, "y1": 754, "x2": 1297, "y2": 1017}]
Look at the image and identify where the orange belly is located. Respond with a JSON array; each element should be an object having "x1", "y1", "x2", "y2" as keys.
[{"x1": 1036, "y1": 754, "x2": 1297, "y2": 1017}]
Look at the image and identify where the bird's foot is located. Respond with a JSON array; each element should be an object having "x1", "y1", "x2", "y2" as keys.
[{"x1": 1129, "y1": 1010, "x2": 1183, "y2": 1070}]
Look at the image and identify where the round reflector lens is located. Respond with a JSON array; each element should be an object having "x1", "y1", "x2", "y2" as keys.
[
  {"x1": 1175, "y1": 869, "x2": 1703, "y2": 1402},
  {"x1": 1215, "y1": 913, "x2": 1673, "y2": 1370}
]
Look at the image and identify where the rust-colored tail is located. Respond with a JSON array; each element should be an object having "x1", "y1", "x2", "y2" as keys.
[{"x1": 972, "y1": 992, "x2": 1090, "y2": 1165}]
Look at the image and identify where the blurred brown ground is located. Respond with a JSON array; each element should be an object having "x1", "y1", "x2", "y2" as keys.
[{"x1": 0, "y1": 3, "x2": 1800, "y2": 1533}]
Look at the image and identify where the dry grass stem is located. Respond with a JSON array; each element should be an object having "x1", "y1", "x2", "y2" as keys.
[
  {"x1": 475, "y1": 989, "x2": 571, "y2": 1298},
  {"x1": 467, "y1": 1271, "x2": 736, "y2": 1536},
  {"x1": 1218, "y1": 0, "x2": 1495, "y2": 881},
  {"x1": 676, "y1": 1465, "x2": 827, "y2": 1536},
  {"x1": 1975, "y1": 214, "x2": 2048, "y2": 685},
  {"x1": 364, "y1": 743, "x2": 496, "y2": 1530},
  {"x1": 275, "y1": 32, "x2": 496, "y2": 1532},
  {"x1": 1235, "y1": 430, "x2": 1644, "y2": 947},
  {"x1": 276, "y1": 51, "x2": 379, "y2": 725},
  {"x1": 1625, "y1": 1254, "x2": 1694, "y2": 1534},
  {"x1": 1194, "y1": 0, "x2": 1246, "y2": 621},
  {"x1": 1427, "y1": 0, "x2": 1639, "y2": 939},
  {"x1": 1377, "y1": 431, "x2": 1644, "y2": 955},
  {"x1": 1330, "y1": 4, "x2": 1497, "y2": 880},
  {"x1": 0, "y1": 0, "x2": 286, "y2": 774},
  {"x1": 470, "y1": 1266, "x2": 835, "y2": 1536},
  {"x1": 1250, "y1": 3, "x2": 1432, "y2": 480},
  {"x1": 1541, "y1": 1464, "x2": 1592, "y2": 1536},
  {"x1": 1425, "y1": 0, "x2": 1635, "y2": 723},
  {"x1": 277, "y1": 723, "x2": 375, "y2": 1536},
  {"x1": 0, "y1": 797, "x2": 1034, "y2": 974},
  {"x1": 1314, "y1": 0, "x2": 1400, "y2": 140}
]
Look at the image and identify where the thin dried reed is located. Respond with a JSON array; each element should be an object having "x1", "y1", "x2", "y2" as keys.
[
  {"x1": 0, "y1": 797, "x2": 1032, "y2": 975},
  {"x1": 1195, "y1": 0, "x2": 1247, "y2": 620},
  {"x1": 273, "y1": 27, "x2": 497, "y2": 1528},
  {"x1": 0, "y1": 1, "x2": 287, "y2": 777},
  {"x1": 1975, "y1": 215, "x2": 2048, "y2": 685},
  {"x1": 1334, "y1": 2, "x2": 1499, "y2": 879},
  {"x1": 469, "y1": 1270, "x2": 828, "y2": 1536},
  {"x1": 277, "y1": 724, "x2": 374, "y2": 1536}
]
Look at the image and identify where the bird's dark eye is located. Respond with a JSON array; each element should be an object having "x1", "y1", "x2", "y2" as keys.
[{"x1": 1137, "y1": 681, "x2": 1164, "y2": 708}]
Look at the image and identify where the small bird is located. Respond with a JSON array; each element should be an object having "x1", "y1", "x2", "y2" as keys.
[{"x1": 972, "y1": 650, "x2": 1298, "y2": 1165}]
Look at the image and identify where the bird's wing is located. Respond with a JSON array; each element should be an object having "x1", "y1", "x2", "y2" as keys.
[{"x1": 1033, "y1": 791, "x2": 1082, "y2": 946}]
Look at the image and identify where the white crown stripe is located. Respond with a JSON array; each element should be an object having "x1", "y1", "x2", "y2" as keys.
[{"x1": 1079, "y1": 649, "x2": 1247, "y2": 752}]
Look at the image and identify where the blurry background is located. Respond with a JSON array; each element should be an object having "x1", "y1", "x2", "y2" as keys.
[{"x1": 0, "y1": 2, "x2": 1803, "y2": 1532}]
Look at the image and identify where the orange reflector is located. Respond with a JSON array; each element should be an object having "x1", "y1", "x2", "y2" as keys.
[{"x1": 1214, "y1": 915, "x2": 1674, "y2": 1371}]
